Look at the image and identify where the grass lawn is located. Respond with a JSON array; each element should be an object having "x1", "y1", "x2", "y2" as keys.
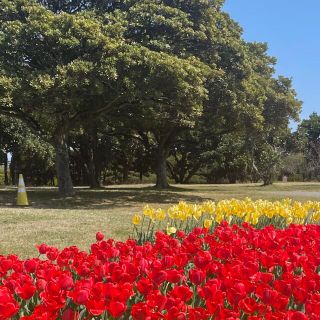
[{"x1": 0, "y1": 182, "x2": 320, "y2": 258}]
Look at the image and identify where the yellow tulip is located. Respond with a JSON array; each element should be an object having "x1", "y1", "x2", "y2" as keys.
[
  {"x1": 155, "y1": 209, "x2": 166, "y2": 221},
  {"x1": 166, "y1": 225, "x2": 177, "y2": 235},
  {"x1": 132, "y1": 199, "x2": 320, "y2": 231},
  {"x1": 204, "y1": 219, "x2": 213, "y2": 228},
  {"x1": 132, "y1": 214, "x2": 142, "y2": 225}
]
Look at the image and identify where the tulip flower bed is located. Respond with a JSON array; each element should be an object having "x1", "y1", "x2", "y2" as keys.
[
  {"x1": 1, "y1": 223, "x2": 320, "y2": 319},
  {"x1": 131, "y1": 199, "x2": 320, "y2": 243}
]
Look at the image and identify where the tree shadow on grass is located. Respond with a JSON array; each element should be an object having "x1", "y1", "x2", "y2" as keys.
[{"x1": 0, "y1": 185, "x2": 212, "y2": 210}]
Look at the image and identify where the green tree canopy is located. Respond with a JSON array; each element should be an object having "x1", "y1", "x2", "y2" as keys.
[{"x1": 0, "y1": 0, "x2": 209, "y2": 192}]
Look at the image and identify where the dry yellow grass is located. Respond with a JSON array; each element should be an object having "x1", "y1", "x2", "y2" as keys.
[{"x1": 0, "y1": 182, "x2": 319, "y2": 257}]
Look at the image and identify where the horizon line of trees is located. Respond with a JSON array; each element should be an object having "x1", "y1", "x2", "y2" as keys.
[{"x1": 0, "y1": 0, "x2": 317, "y2": 195}]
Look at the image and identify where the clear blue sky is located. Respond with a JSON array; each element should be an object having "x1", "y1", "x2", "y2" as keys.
[{"x1": 223, "y1": 0, "x2": 320, "y2": 123}]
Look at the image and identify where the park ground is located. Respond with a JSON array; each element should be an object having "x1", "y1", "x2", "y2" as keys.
[{"x1": 0, "y1": 182, "x2": 320, "y2": 258}]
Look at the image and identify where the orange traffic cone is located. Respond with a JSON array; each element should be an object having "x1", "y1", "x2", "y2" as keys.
[{"x1": 17, "y1": 174, "x2": 29, "y2": 206}]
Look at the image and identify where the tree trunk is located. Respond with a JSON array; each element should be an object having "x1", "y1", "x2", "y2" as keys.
[
  {"x1": 178, "y1": 153, "x2": 187, "y2": 184},
  {"x1": 156, "y1": 145, "x2": 169, "y2": 189},
  {"x1": 122, "y1": 162, "x2": 129, "y2": 183},
  {"x1": 262, "y1": 176, "x2": 273, "y2": 186},
  {"x1": 88, "y1": 150, "x2": 101, "y2": 188},
  {"x1": 88, "y1": 120, "x2": 101, "y2": 189},
  {"x1": 88, "y1": 157, "x2": 99, "y2": 188},
  {"x1": 4, "y1": 153, "x2": 9, "y2": 185},
  {"x1": 183, "y1": 165, "x2": 200, "y2": 184},
  {"x1": 54, "y1": 131, "x2": 74, "y2": 196},
  {"x1": 155, "y1": 128, "x2": 180, "y2": 189},
  {"x1": 167, "y1": 162, "x2": 179, "y2": 183}
]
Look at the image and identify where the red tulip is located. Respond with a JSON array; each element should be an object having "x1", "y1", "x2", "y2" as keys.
[
  {"x1": 96, "y1": 232, "x2": 104, "y2": 242},
  {"x1": 171, "y1": 285, "x2": 193, "y2": 302},
  {"x1": 62, "y1": 308, "x2": 80, "y2": 320},
  {"x1": 0, "y1": 287, "x2": 19, "y2": 319},
  {"x1": 58, "y1": 274, "x2": 74, "y2": 290},
  {"x1": 16, "y1": 282, "x2": 36, "y2": 300},
  {"x1": 71, "y1": 288, "x2": 90, "y2": 305},
  {"x1": 36, "y1": 243, "x2": 48, "y2": 255},
  {"x1": 189, "y1": 269, "x2": 205, "y2": 285},
  {"x1": 24, "y1": 259, "x2": 38, "y2": 273},
  {"x1": 136, "y1": 277, "x2": 153, "y2": 295},
  {"x1": 151, "y1": 270, "x2": 167, "y2": 285},
  {"x1": 131, "y1": 302, "x2": 150, "y2": 320},
  {"x1": 108, "y1": 301, "x2": 126, "y2": 318}
]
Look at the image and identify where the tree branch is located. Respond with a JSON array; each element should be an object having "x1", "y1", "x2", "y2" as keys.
[
  {"x1": 0, "y1": 106, "x2": 46, "y2": 137},
  {"x1": 69, "y1": 95, "x2": 132, "y2": 123}
]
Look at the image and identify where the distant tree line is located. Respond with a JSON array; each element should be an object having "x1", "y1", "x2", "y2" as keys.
[{"x1": 0, "y1": 0, "x2": 313, "y2": 195}]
